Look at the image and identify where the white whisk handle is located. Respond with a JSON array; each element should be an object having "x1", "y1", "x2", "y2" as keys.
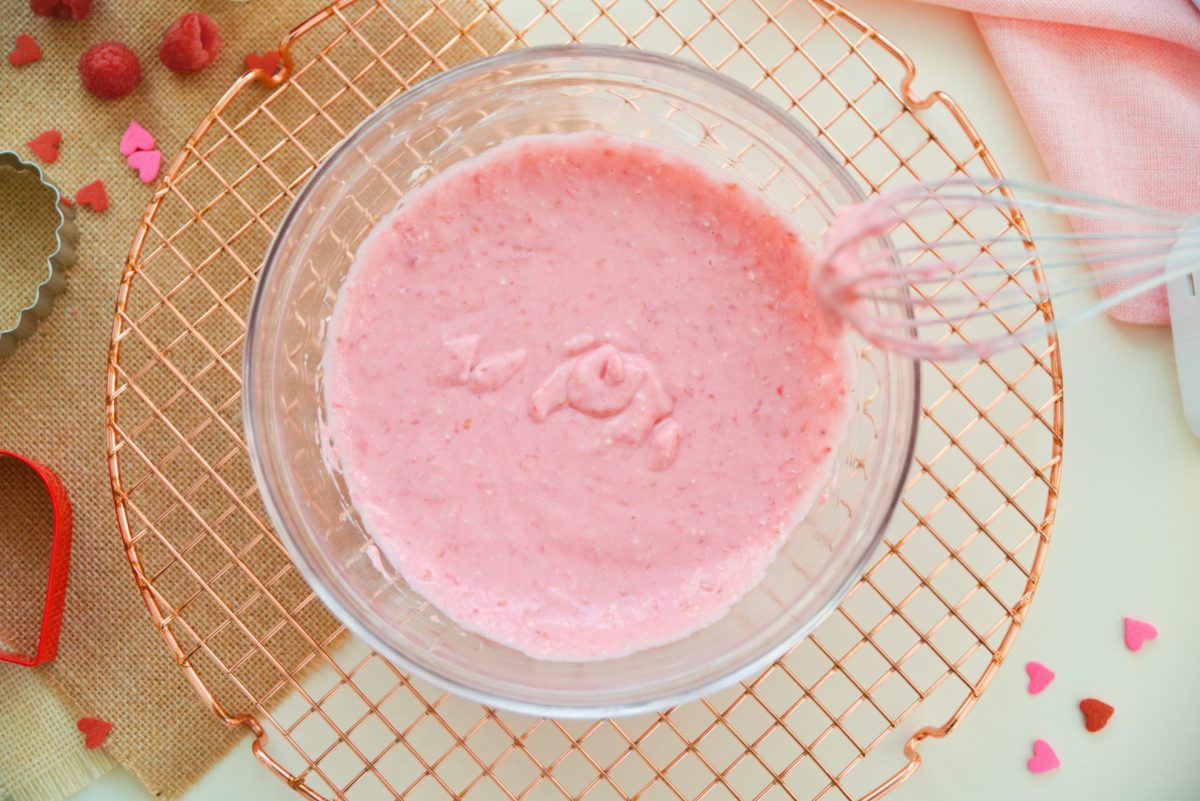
[{"x1": 1167, "y1": 216, "x2": 1200, "y2": 438}]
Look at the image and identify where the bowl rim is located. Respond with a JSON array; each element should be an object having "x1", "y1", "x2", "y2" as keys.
[{"x1": 243, "y1": 43, "x2": 921, "y2": 718}]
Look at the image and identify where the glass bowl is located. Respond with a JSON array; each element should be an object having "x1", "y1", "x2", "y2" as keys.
[{"x1": 244, "y1": 45, "x2": 918, "y2": 717}]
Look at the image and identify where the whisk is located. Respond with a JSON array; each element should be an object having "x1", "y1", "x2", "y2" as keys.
[{"x1": 815, "y1": 178, "x2": 1200, "y2": 361}]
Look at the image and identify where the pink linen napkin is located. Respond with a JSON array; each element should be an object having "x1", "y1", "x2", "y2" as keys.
[{"x1": 914, "y1": 0, "x2": 1200, "y2": 325}]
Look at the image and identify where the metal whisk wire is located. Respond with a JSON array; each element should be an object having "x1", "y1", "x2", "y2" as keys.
[{"x1": 817, "y1": 178, "x2": 1200, "y2": 360}]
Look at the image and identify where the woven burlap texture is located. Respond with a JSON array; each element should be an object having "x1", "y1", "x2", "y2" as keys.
[
  {"x1": 0, "y1": 668, "x2": 116, "y2": 801},
  {"x1": 0, "y1": 459, "x2": 116, "y2": 801},
  {"x1": 1, "y1": 1, "x2": 512, "y2": 797},
  {"x1": 0, "y1": 164, "x2": 59, "y2": 333},
  {"x1": 0, "y1": 2, "x2": 325, "y2": 798}
]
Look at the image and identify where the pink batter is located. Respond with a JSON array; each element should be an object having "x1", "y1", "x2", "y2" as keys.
[{"x1": 324, "y1": 133, "x2": 852, "y2": 661}]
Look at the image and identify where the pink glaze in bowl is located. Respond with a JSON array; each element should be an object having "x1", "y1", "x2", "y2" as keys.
[{"x1": 244, "y1": 45, "x2": 918, "y2": 717}]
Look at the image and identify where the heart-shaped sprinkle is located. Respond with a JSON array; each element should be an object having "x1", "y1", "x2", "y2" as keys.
[
  {"x1": 244, "y1": 50, "x2": 280, "y2": 75},
  {"x1": 74, "y1": 179, "x2": 108, "y2": 212},
  {"x1": 27, "y1": 129, "x2": 62, "y2": 164},
  {"x1": 1025, "y1": 661, "x2": 1054, "y2": 695},
  {"x1": 76, "y1": 717, "x2": 112, "y2": 749},
  {"x1": 127, "y1": 149, "x2": 161, "y2": 184},
  {"x1": 119, "y1": 120, "x2": 156, "y2": 156},
  {"x1": 8, "y1": 33, "x2": 42, "y2": 67},
  {"x1": 1124, "y1": 617, "x2": 1157, "y2": 652},
  {"x1": 1027, "y1": 739, "x2": 1060, "y2": 774},
  {"x1": 1079, "y1": 698, "x2": 1114, "y2": 732}
]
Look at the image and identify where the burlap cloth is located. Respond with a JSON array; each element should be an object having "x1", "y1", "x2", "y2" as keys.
[{"x1": 0, "y1": 2, "x2": 353, "y2": 799}]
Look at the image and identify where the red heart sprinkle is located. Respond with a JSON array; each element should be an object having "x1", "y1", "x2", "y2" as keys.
[
  {"x1": 244, "y1": 50, "x2": 280, "y2": 75},
  {"x1": 27, "y1": 129, "x2": 62, "y2": 164},
  {"x1": 74, "y1": 179, "x2": 108, "y2": 212},
  {"x1": 1079, "y1": 698, "x2": 1114, "y2": 732},
  {"x1": 60, "y1": 194, "x2": 73, "y2": 206},
  {"x1": 76, "y1": 717, "x2": 112, "y2": 749},
  {"x1": 8, "y1": 33, "x2": 42, "y2": 67}
]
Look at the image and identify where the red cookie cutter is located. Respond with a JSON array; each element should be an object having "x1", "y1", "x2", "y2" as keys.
[{"x1": 0, "y1": 450, "x2": 72, "y2": 666}]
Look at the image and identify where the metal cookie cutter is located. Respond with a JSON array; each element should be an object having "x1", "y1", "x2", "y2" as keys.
[{"x1": 0, "y1": 151, "x2": 77, "y2": 359}]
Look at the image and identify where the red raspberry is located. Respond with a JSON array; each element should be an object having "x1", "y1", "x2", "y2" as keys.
[
  {"x1": 158, "y1": 12, "x2": 221, "y2": 74},
  {"x1": 30, "y1": 0, "x2": 92, "y2": 20},
  {"x1": 78, "y1": 41, "x2": 141, "y2": 99}
]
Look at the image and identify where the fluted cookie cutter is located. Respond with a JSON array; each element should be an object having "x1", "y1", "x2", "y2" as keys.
[{"x1": 0, "y1": 151, "x2": 77, "y2": 359}]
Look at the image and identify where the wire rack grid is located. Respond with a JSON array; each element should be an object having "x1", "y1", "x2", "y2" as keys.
[{"x1": 105, "y1": 1, "x2": 1064, "y2": 799}]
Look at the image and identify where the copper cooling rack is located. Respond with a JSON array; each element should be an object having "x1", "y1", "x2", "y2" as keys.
[{"x1": 105, "y1": 0, "x2": 1064, "y2": 798}]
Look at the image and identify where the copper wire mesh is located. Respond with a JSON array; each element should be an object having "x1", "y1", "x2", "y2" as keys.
[{"x1": 105, "y1": 1, "x2": 1064, "y2": 799}]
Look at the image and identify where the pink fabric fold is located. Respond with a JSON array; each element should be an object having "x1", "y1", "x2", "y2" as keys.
[{"x1": 916, "y1": 0, "x2": 1200, "y2": 325}]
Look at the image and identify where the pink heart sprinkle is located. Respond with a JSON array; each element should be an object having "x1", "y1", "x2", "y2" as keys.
[
  {"x1": 127, "y1": 149, "x2": 161, "y2": 184},
  {"x1": 119, "y1": 120, "x2": 156, "y2": 157},
  {"x1": 1024, "y1": 661, "x2": 1054, "y2": 695},
  {"x1": 1027, "y1": 739, "x2": 1060, "y2": 774},
  {"x1": 1124, "y1": 617, "x2": 1158, "y2": 652}
]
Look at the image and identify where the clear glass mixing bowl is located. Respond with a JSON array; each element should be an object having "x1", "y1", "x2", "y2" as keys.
[{"x1": 244, "y1": 45, "x2": 918, "y2": 717}]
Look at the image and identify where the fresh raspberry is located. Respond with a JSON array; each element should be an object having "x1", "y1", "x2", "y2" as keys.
[
  {"x1": 158, "y1": 12, "x2": 221, "y2": 74},
  {"x1": 78, "y1": 41, "x2": 141, "y2": 99},
  {"x1": 30, "y1": 0, "x2": 92, "y2": 19}
]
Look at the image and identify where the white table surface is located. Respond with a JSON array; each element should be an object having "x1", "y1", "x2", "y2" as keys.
[{"x1": 69, "y1": 1, "x2": 1200, "y2": 799}]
